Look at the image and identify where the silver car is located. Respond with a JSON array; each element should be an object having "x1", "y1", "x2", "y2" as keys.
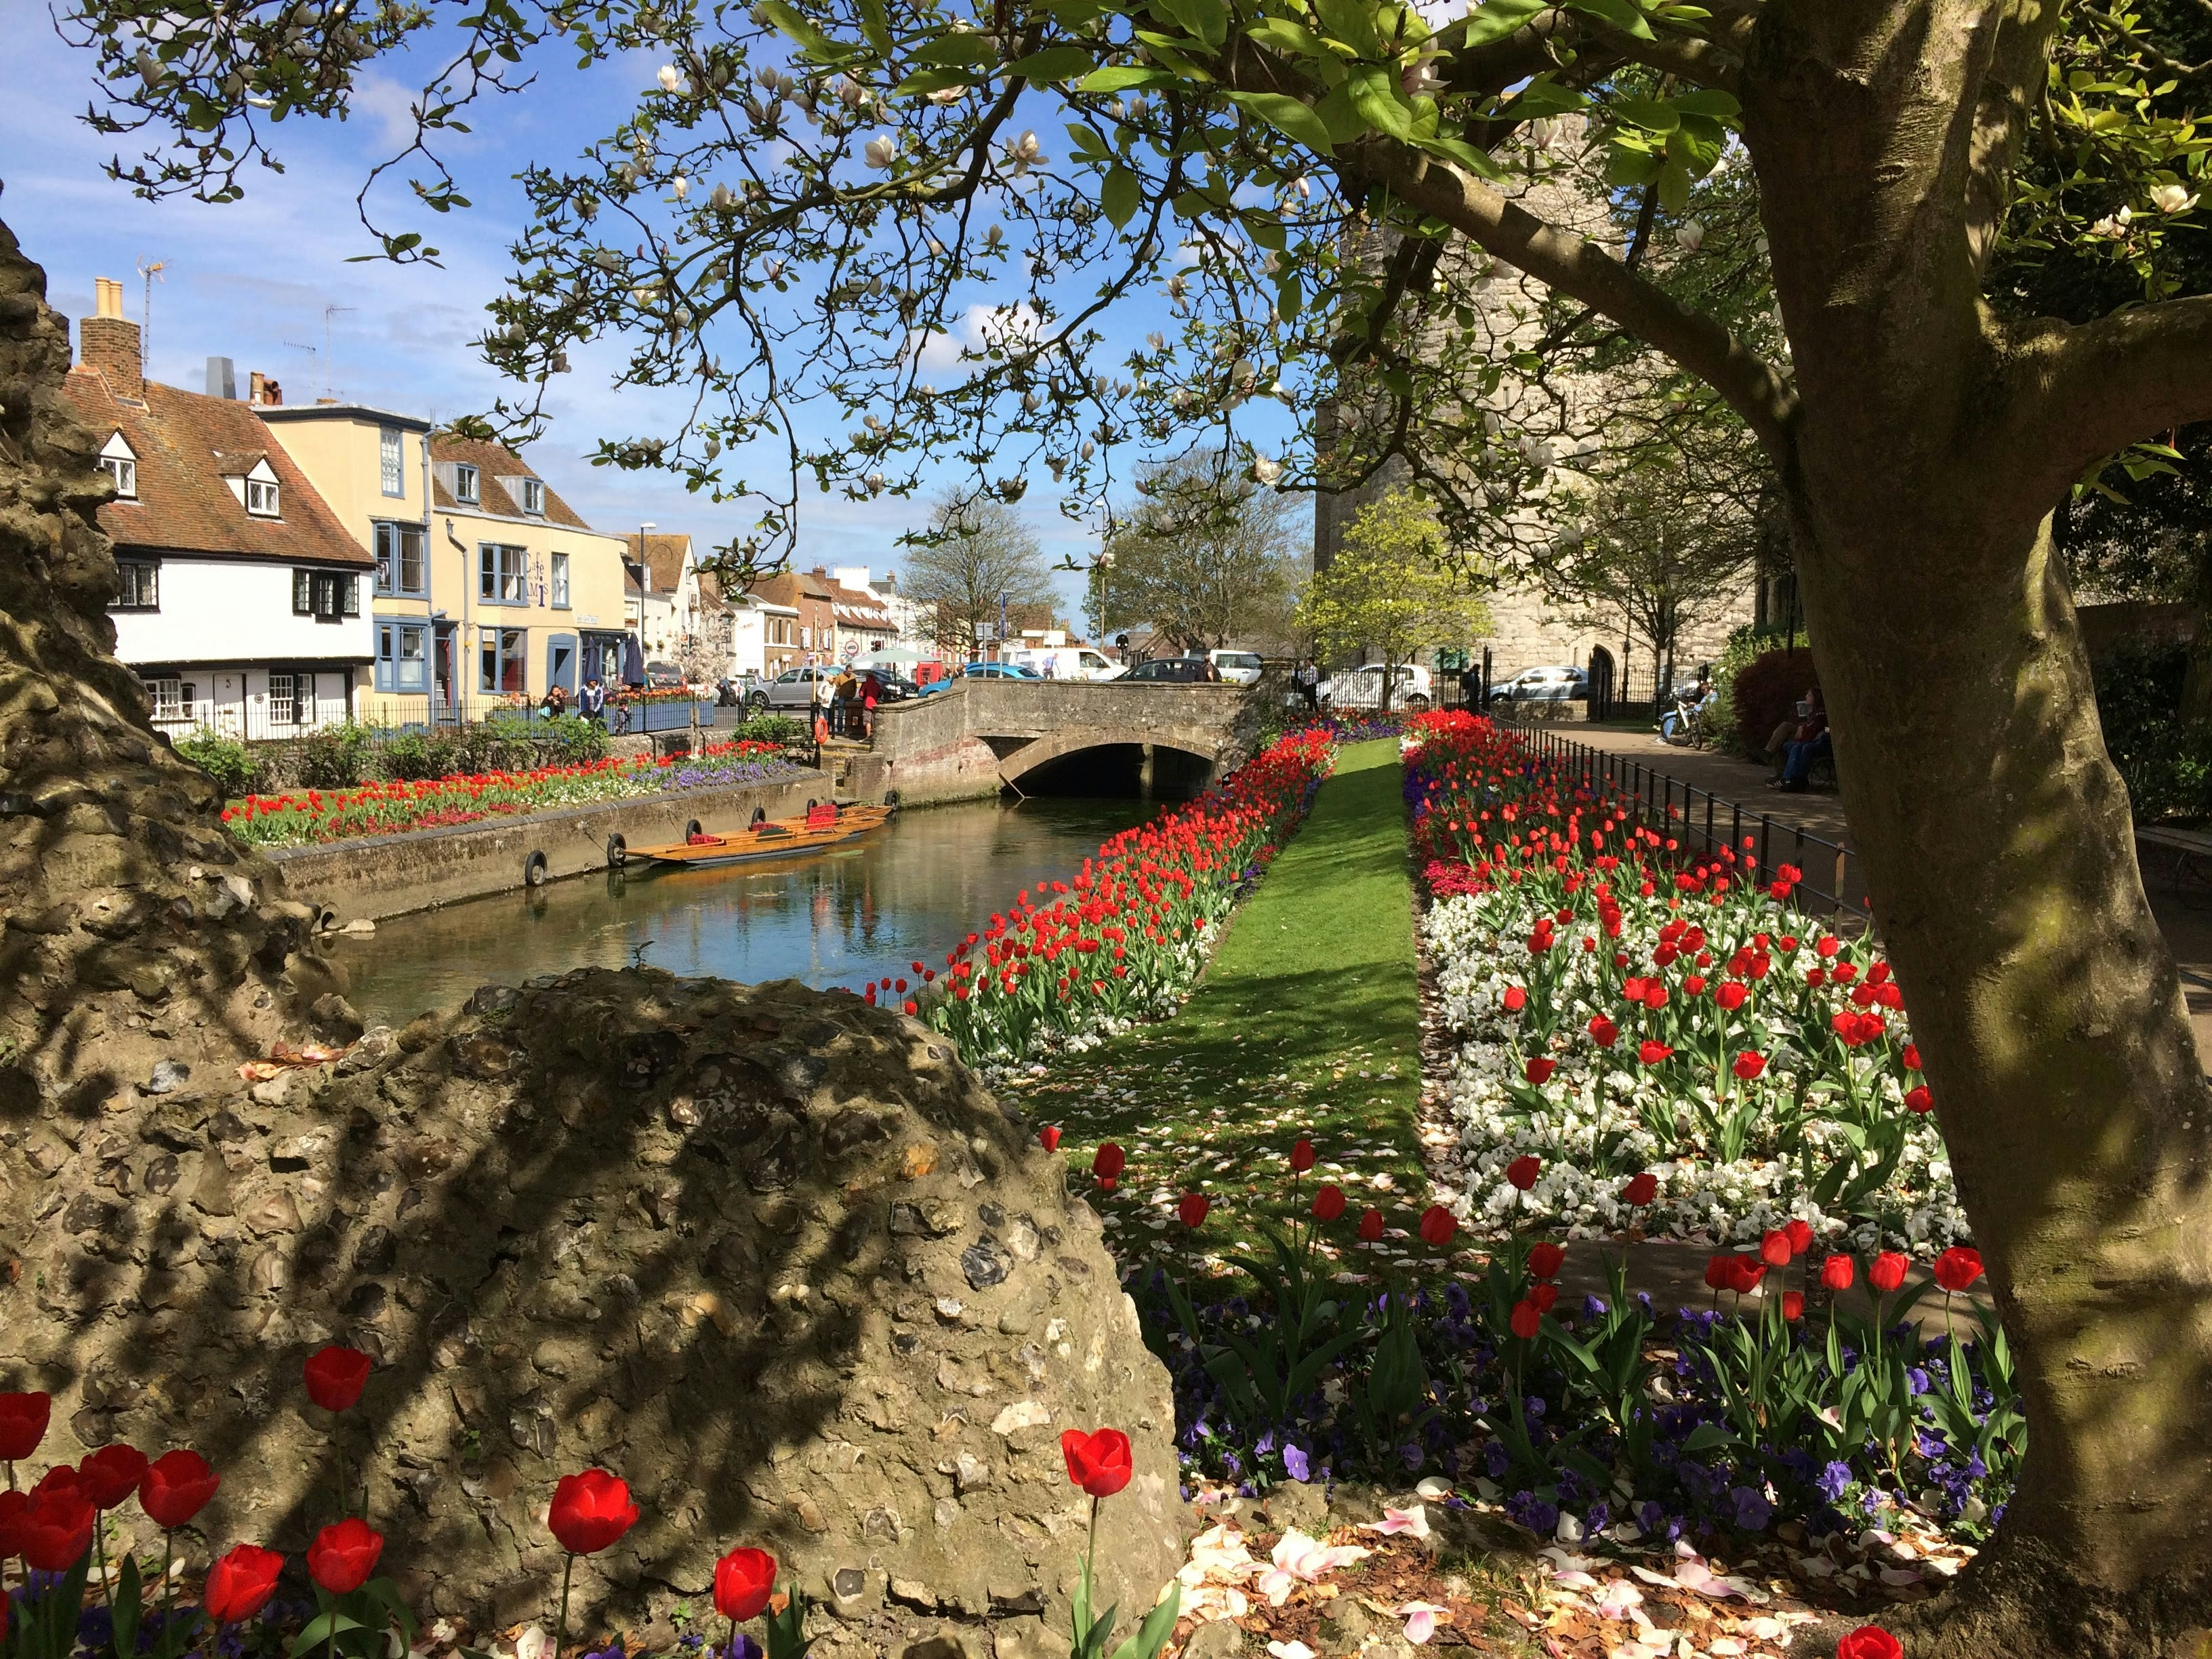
[{"x1": 1489, "y1": 665, "x2": 1589, "y2": 705}]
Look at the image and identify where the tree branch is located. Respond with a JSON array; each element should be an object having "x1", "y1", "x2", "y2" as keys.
[
  {"x1": 2006, "y1": 296, "x2": 2212, "y2": 496},
  {"x1": 1584, "y1": 22, "x2": 1746, "y2": 95},
  {"x1": 1359, "y1": 146, "x2": 1799, "y2": 459}
]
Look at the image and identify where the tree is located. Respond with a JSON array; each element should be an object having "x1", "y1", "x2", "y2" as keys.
[
  {"x1": 41, "y1": 0, "x2": 2212, "y2": 1643},
  {"x1": 900, "y1": 496, "x2": 1054, "y2": 657},
  {"x1": 1093, "y1": 452, "x2": 1302, "y2": 651},
  {"x1": 1295, "y1": 489, "x2": 1488, "y2": 708},
  {"x1": 1540, "y1": 414, "x2": 1771, "y2": 689}
]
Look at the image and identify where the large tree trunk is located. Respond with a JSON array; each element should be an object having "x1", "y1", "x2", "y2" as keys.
[
  {"x1": 0, "y1": 219, "x2": 348, "y2": 1113},
  {"x1": 1746, "y1": 7, "x2": 2212, "y2": 1647}
]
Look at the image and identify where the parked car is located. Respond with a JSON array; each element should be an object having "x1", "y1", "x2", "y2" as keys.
[
  {"x1": 1124, "y1": 655, "x2": 1218, "y2": 684},
  {"x1": 745, "y1": 664, "x2": 840, "y2": 713},
  {"x1": 1320, "y1": 663, "x2": 1432, "y2": 710},
  {"x1": 1209, "y1": 649, "x2": 1265, "y2": 686},
  {"x1": 644, "y1": 660, "x2": 688, "y2": 691},
  {"x1": 1488, "y1": 665, "x2": 1589, "y2": 705},
  {"x1": 1006, "y1": 645, "x2": 1126, "y2": 681},
  {"x1": 918, "y1": 660, "x2": 1047, "y2": 695}
]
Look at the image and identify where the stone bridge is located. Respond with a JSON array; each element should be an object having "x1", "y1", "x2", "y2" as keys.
[{"x1": 840, "y1": 678, "x2": 1265, "y2": 805}]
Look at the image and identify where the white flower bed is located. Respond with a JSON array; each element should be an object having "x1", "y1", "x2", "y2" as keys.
[{"x1": 1424, "y1": 890, "x2": 1970, "y2": 1255}]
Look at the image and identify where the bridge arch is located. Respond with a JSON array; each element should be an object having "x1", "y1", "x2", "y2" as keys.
[{"x1": 995, "y1": 728, "x2": 1223, "y2": 797}]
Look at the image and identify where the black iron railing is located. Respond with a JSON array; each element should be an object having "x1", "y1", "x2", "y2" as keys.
[{"x1": 1502, "y1": 719, "x2": 1870, "y2": 922}]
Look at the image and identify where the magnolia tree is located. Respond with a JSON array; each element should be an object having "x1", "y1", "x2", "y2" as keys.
[{"x1": 47, "y1": 0, "x2": 2212, "y2": 1646}]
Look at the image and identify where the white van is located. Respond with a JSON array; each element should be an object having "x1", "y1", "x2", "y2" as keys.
[
  {"x1": 1209, "y1": 649, "x2": 1265, "y2": 686},
  {"x1": 1007, "y1": 646, "x2": 1126, "y2": 682}
]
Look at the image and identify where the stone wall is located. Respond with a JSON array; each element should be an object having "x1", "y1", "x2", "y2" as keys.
[{"x1": 268, "y1": 768, "x2": 830, "y2": 922}]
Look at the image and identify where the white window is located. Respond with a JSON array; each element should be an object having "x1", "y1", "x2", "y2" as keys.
[
  {"x1": 478, "y1": 544, "x2": 528, "y2": 605},
  {"x1": 380, "y1": 427, "x2": 405, "y2": 496},
  {"x1": 294, "y1": 569, "x2": 361, "y2": 620},
  {"x1": 115, "y1": 560, "x2": 159, "y2": 610},
  {"x1": 246, "y1": 476, "x2": 280, "y2": 516},
  {"x1": 550, "y1": 551, "x2": 571, "y2": 608},
  {"x1": 144, "y1": 676, "x2": 192, "y2": 721},
  {"x1": 518, "y1": 477, "x2": 545, "y2": 516},
  {"x1": 268, "y1": 670, "x2": 316, "y2": 726},
  {"x1": 455, "y1": 463, "x2": 479, "y2": 504},
  {"x1": 99, "y1": 431, "x2": 138, "y2": 499}
]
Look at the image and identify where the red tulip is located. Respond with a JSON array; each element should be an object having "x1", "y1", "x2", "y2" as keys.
[
  {"x1": 1039, "y1": 1126, "x2": 1063, "y2": 1151},
  {"x1": 1732, "y1": 1051, "x2": 1767, "y2": 1081},
  {"x1": 1782, "y1": 1290, "x2": 1805, "y2": 1322},
  {"x1": 714, "y1": 1547, "x2": 777, "y2": 1622},
  {"x1": 1933, "y1": 1247, "x2": 1984, "y2": 1293},
  {"x1": 1091, "y1": 1143, "x2": 1126, "y2": 1181},
  {"x1": 1527, "y1": 1242, "x2": 1565, "y2": 1280},
  {"x1": 549, "y1": 1469, "x2": 640, "y2": 1555},
  {"x1": 1509, "y1": 1299, "x2": 1542, "y2": 1340},
  {"x1": 1290, "y1": 1137, "x2": 1316, "y2": 1173},
  {"x1": 303, "y1": 1346, "x2": 372, "y2": 1413},
  {"x1": 20, "y1": 1487, "x2": 96, "y2": 1572},
  {"x1": 1786, "y1": 1219, "x2": 1814, "y2": 1257},
  {"x1": 1059, "y1": 1427, "x2": 1133, "y2": 1497},
  {"x1": 1637, "y1": 1039, "x2": 1673, "y2": 1066},
  {"x1": 1506, "y1": 1155, "x2": 1542, "y2": 1191},
  {"x1": 1715, "y1": 981, "x2": 1748, "y2": 1011},
  {"x1": 1901, "y1": 1044, "x2": 1922, "y2": 1071},
  {"x1": 1835, "y1": 1628, "x2": 1903, "y2": 1659},
  {"x1": 1904, "y1": 1085, "x2": 1933, "y2": 1114},
  {"x1": 1620, "y1": 1172, "x2": 1658, "y2": 1208},
  {"x1": 79, "y1": 1444, "x2": 150, "y2": 1511},
  {"x1": 1587, "y1": 1015, "x2": 1619, "y2": 1048},
  {"x1": 0, "y1": 1391, "x2": 51, "y2": 1462},
  {"x1": 1530, "y1": 1282, "x2": 1559, "y2": 1314},
  {"x1": 205, "y1": 1543, "x2": 286, "y2": 1624},
  {"x1": 0, "y1": 1490, "x2": 27, "y2": 1561},
  {"x1": 1312, "y1": 1184, "x2": 1347, "y2": 1222},
  {"x1": 1502, "y1": 985, "x2": 1528, "y2": 1012},
  {"x1": 1727, "y1": 1256, "x2": 1768, "y2": 1295},
  {"x1": 1820, "y1": 1254, "x2": 1856, "y2": 1292},
  {"x1": 1760, "y1": 1229, "x2": 1793, "y2": 1269},
  {"x1": 1357, "y1": 1208, "x2": 1385, "y2": 1243},
  {"x1": 1524, "y1": 1056, "x2": 1557, "y2": 1085},
  {"x1": 307, "y1": 1517, "x2": 384, "y2": 1593},
  {"x1": 139, "y1": 1450, "x2": 220, "y2": 1530},
  {"x1": 1704, "y1": 1254, "x2": 1730, "y2": 1292},
  {"x1": 1868, "y1": 1251, "x2": 1908, "y2": 1294},
  {"x1": 1178, "y1": 1193, "x2": 1210, "y2": 1229},
  {"x1": 1418, "y1": 1205, "x2": 1458, "y2": 1248}
]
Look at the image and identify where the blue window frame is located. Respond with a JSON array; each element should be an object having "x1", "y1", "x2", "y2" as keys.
[{"x1": 375, "y1": 619, "x2": 430, "y2": 692}]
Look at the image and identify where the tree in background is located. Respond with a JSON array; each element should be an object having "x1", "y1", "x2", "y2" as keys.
[
  {"x1": 901, "y1": 497, "x2": 1055, "y2": 659},
  {"x1": 1092, "y1": 453, "x2": 1303, "y2": 653},
  {"x1": 1295, "y1": 490, "x2": 1488, "y2": 710}
]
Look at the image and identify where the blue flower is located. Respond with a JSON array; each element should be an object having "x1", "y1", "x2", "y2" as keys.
[
  {"x1": 1483, "y1": 1439, "x2": 1511, "y2": 1478},
  {"x1": 1818, "y1": 1461, "x2": 1852, "y2": 1502},
  {"x1": 1283, "y1": 1443, "x2": 1311, "y2": 1482},
  {"x1": 1730, "y1": 1486, "x2": 1774, "y2": 1532}
]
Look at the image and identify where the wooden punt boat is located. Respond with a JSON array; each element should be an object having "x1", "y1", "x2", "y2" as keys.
[{"x1": 626, "y1": 801, "x2": 896, "y2": 869}]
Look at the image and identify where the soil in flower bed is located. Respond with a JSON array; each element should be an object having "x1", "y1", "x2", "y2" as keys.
[{"x1": 1003, "y1": 739, "x2": 1430, "y2": 1268}]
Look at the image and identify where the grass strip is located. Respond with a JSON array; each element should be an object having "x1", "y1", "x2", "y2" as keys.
[{"x1": 1003, "y1": 737, "x2": 1430, "y2": 1267}]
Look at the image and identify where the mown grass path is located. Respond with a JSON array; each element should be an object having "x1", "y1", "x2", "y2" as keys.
[{"x1": 1001, "y1": 738, "x2": 1433, "y2": 1271}]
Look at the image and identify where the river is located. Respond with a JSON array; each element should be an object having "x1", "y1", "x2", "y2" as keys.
[{"x1": 332, "y1": 795, "x2": 1155, "y2": 1026}]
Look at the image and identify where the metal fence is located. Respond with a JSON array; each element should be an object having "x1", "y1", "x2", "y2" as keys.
[
  {"x1": 154, "y1": 694, "x2": 737, "y2": 747},
  {"x1": 1501, "y1": 718, "x2": 1872, "y2": 922}
]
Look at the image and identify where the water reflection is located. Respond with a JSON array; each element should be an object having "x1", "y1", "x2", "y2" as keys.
[{"x1": 336, "y1": 796, "x2": 1153, "y2": 1025}]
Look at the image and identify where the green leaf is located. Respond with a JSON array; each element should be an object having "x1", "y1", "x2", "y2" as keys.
[
  {"x1": 1464, "y1": 0, "x2": 1550, "y2": 47},
  {"x1": 1312, "y1": 0, "x2": 1382, "y2": 57},
  {"x1": 1246, "y1": 17, "x2": 1332, "y2": 57},
  {"x1": 1008, "y1": 45, "x2": 1096, "y2": 81},
  {"x1": 857, "y1": 0, "x2": 893, "y2": 60},
  {"x1": 1509, "y1": 75, "x2": 1587, "y2": 117},
  {"x1": 755, "y1": 0, "x2": 846, "y2": 59},
  {"x1": 1345, "y1": 65, "x2": 1414, "y2": 140},
  {"x1": 894, "y1": 65, "x2": 974, "y2": 95},
  {"x1": 1563, "y1": 0, "x2": 1656, "y2": 39},
  {"x1": 1418, "y1": 132, "x2": 1503, "y2": 179},
  {"x1": 1277, "y1": 272, "x2": 1304, "y2": 320},
  {"x1": 289, "y1": 1614, "x2": 367, "y2": 1658},
  {"x1": 1615, "y1": 96, "x2": 1679, "y2": 134},
  {"x1": 1671, "y1": 87, "x2": 1742, "y2": 119},
  {"x1": 1155, "y1": 0, "x2": 1230, "y2": 49},
  {"x1": 1682, "y1": 1420, "x2": 1740, "y2": 1453},
  {"x1": 1107, "y1": 1583, "x2": 1182, "y2": 1659},
  {"x1": 909, "y1": 32, "x2": 998, "y2": 65},
  {"x1": 1223, "y1": 89, "x2": 1334, "y2": 153},
  {"x1": 1313, "y1": 82, "x2": 1367, "y2": 145},
  {"x1": 1076, "y1": 64, "x2": 1174, "y2": 92},
  {"x1": 1102, "y1": 164, "x2": 1141, "y2": 227},
  {"x1": 113, "y1": 1553, "x2": 144, "y2": 1659}
]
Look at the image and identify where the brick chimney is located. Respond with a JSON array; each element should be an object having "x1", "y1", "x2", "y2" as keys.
[{"x1": 79, "y1": 276, "x2": 143, "y2": 398}]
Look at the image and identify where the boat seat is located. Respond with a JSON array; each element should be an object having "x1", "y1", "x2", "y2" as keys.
[
  {"x1": 805, "y1": 803, "x2": 840, "y2": 831},
  {"x1": 752, "y1": 823, "x2": 794, "y2": 838}
]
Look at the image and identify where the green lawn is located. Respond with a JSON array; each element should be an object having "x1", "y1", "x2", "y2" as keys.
[{"x1": 1000, "y1": 738, "x2": 1435, "y2": 1274}]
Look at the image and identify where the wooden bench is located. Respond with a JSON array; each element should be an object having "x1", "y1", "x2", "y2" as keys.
[{"x1": 2137, "y1": 823, "x2": 2212, "y2": 902}]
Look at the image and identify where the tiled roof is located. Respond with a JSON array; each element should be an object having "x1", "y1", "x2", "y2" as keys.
[
  {"x1": 61, "y1": 367, "x2": 371, "y2": 568},
  {"x1": 428, "y1": 434, "x2": 594, "y2": 530},
  {"x1": 623, "y1": 532, "x2": 691, "y2": 594}
]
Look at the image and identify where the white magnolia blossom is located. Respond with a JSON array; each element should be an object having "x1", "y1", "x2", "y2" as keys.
[
  {"x1": 1251, "y1": 453, "x2": 1284, "y2": 485},
  {"x1": 655, "y1": 63, "x2": 680, "y2": 91},
  {"x1": 863, "y1": 136, "x2": 897, "y2": 169},
  {"x1": 2151, "y1": 182, "x2": 2198, "y2": 214},
  {"x1": 670, "y1": 175, "x2": 689, "y2": 199},
  {"x1": 1675, "y1": 220, "x2": 1706, "y2": 254}
]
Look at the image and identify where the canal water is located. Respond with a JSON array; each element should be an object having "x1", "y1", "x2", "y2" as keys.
[{"x1": 333, "y1": 796, "x2": 1154, "y2": 1026}]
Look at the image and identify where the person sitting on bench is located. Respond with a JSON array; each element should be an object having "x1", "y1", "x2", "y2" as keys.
[{"x1": 1769, "y1": 691, "x2": 1831, "y2": 793}]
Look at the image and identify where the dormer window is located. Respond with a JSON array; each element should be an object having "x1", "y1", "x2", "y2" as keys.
[
  {"x1": 455, "y1": 463, "x2": 480, "y2": 504},
  {"x1": 518, "y1": 476, "x2": 545, "y2": 516},
  {"x1": 246, "y1": 476, "x2": 280, "y2": 516},
  {"x1": 99, "y1": 431, "x2": 138, "y2": 499}
]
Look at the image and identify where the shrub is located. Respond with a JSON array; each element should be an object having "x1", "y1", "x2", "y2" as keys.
[
  {"x1": 173, "y1": 727, "x2": 258, "y2": 798},
  {"x1": 1704, "y1": 625, "x2": 1794, "y2": 756},
  {"x1": 724, "y1": 713, "x2": 807, "y2": 746},
  {"x1": 295, "y1": 720, "x2": 375, "y2": 790},
  {"x1": 1729, "y1": 646, "x2": 1820, "y2": 755},
  {"x1": 2093, "y1": 646, "x2": 2203, "y2": 821},
  {"x1": 378, "y1": 730, "x2": 459, "y2": 782},
  {"x1": 483, "y1": 712, "x2": 607, "y2": 765}
]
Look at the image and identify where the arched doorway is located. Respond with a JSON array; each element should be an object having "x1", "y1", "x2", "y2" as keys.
[{"x1": 1586, "y1": 646, "x2": 1616, "y2": 719}]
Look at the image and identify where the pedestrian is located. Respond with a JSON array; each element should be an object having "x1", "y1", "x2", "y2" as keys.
[
  {"x1": 579, "y1": 677, "x2": 607, "y2": 725},
  {"x1": 541, "y1": 682, "x2": 569, "y2": 718},
  {"x1": 1296, "y1": 658, "x2": 1321, "y2": 712},
  {"x1": 861, "y1": 670, "x2": 882, "y2": 739},
  {"x1": 1458, "y1": 661, "x2": 1482, "y2": 709}
]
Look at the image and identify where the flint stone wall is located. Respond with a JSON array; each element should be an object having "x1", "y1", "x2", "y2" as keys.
[{"x1": 0, "y1": 970, "x2": 1186, "y2": 1659}]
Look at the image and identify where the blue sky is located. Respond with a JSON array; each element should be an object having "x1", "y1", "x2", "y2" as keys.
[{"x1": 0, "y1": 14, "x2": 1271, "y2": 621}]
